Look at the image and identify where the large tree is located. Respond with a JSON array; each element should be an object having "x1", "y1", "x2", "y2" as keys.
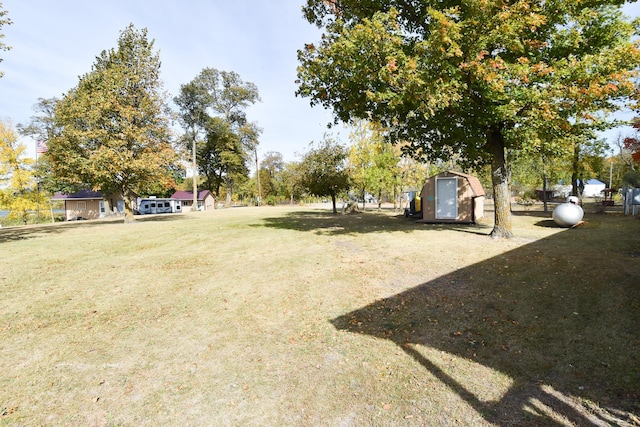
[
  {"x1": 18, "y1": 98, "x2": 61, "y2": 195},
  {"x1": 198, "y1": 117, "x2": 254, "y2": 205},
  {"x1": 49, "y1": 25, "x2": 178, "y2": 222},
  {"x1": 297, "y1": 0, "x2": 640, "y2": 237},
  {"x1": 300, "y1": 135, "x2": 350, "y2": 213},
  {"x1": 174, "y1": 68, "x2": 261, "y2": 206}
]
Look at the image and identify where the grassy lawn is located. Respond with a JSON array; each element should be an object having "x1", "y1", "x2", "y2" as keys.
[{"x1": 1, "y1": 204, "x2": 638, "y2": 426}]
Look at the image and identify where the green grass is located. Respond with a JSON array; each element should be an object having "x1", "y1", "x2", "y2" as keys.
[{"x1": 1, "y1": 205, "x2": 639, "y2": 426}]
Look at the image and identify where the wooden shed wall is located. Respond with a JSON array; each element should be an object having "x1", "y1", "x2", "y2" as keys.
[
  {"x1": 420, "y1": 172, "x2": 479, "y2": 223},
  {"x1": 64, "y1": 199, "x2": 100, "y2": 220}
]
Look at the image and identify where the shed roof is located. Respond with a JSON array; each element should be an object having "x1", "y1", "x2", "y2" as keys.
[
  {"x1": 170, "y1": 190, "x2": 212, "y2": 201},
  {"x1": 442, "y1": 171, "x2": 485, "y2": 197},
  {"x1": 51, "y1": 190, "x2": 103, "y2": 200}
]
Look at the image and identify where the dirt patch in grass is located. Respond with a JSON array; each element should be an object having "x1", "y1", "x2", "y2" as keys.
[{"x1": 1, "y1": 205, "x2": 638, "y2": 425}]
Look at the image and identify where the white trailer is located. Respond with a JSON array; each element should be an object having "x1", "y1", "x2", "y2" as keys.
[{"x1": 137, "y1": 198, "x2": 182, "y2": 215}]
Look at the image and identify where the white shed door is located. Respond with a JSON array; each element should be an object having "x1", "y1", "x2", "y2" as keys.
[{"x1": 436, "y1": 177, "x2": 458, "y2": 219}]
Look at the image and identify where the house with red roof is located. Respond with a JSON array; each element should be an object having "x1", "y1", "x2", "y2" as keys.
[{"x1": 170, "y1": 190, "x2": 215, "y2": 211}]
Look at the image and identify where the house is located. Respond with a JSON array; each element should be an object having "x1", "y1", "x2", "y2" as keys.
[
  {"x1": 170, "y1": 190, "x2": 215, "y2": 211},
  {"x1": 419, "y1": 171, "x2": 485, "y2": 224},
  {"x1": 582, "y1": 179, "x2": 607, "y2": 198},
  {"x1": 51, "y1": 190, "x2": 124, "y2": 221}
]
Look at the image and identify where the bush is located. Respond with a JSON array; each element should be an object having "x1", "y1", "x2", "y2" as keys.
[
  {"x1": 622, "y1": 170, "x2": 640, "y2": 188},
  {"x1": 515, "y1": 190, "x2": 536, "y2": 209}
]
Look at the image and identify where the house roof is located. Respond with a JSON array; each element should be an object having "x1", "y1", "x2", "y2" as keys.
[
  {"x1": 585, "y1": 179, "x2": 605, "y2": 185},
  {"x1": 51, "y1": 190, "x2": 103, "y2": 200},
  {"x1": 442, "y1": 171, "x2": 486, "y2": 197},
  {"x1": 170, "y1": 190, "x2": 212, "y2": 201}
]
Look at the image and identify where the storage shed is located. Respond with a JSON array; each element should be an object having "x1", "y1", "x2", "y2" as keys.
[
  {"x1": 419, "y1": 171, "x2": 485, "y2": 223},
  {"x1": 170, "y1": 190, "x2": 215, "y2": 211},
  {"x1": 51, "y1": 190, "x2": 125, "y2": 221}
]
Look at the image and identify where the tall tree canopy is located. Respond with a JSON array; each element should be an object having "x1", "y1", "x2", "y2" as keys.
[
  {"x1": 174, "y1": 68, "x2": 261, "y2": 206},
  {"x1": 297, "y1": 0, "x2": 640, "y2": 237},
  {"x1": 49, "y1": 25, "x2": 177, "y2": 222},
  {"x1": 18, "y1": 98, "x2": 59, "y2": 194}
]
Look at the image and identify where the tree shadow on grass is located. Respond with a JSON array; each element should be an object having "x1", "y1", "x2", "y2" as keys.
[
  {"x1": 331, "y1": 216, "x2": 640, "y2": 425},
  {"x1": 257, "y1": 209, "x2": 492, "y2": 236},
  {"x1": 0, "y1": 214, "x2": 187, "y2": 243},
  {"x1": 133, "y1": 214, "x2": 186, "y2": 223},
  {"x1": 0, "y1": 220, "x2": 113, "y2": 243}
]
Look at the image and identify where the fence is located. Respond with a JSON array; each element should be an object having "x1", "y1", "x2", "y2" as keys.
[{"x1": 623, "y1": 188, "x2": 640, "y2": 216}]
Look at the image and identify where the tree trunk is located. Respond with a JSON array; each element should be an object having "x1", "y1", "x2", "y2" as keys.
[
  {"x1": 488, "y1": 127, "x2": 513, "y2": 238},
  {"x1": 571, "y1": 142, "x2": 580, "y2": 197},
  {"x1": 542, "y1": 162, "x2": 548, "y2": 213},
  {"x1": 123, "y1": 192, "x2": 136, "y2": 223},
  {"x1": 226, "y1": 181, "x2": 233, "y2": 207},
  {"x1": 331, "y1": 193, "x2": 338, "y2": 214}
]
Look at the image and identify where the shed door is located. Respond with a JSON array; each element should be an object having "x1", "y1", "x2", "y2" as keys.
[{"x1": 436, "y1": 177, "x2": 458, "y2": 219}]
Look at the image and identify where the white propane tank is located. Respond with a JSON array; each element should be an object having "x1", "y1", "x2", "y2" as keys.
[{"x1": 552, "y1": 203, "x2": 584, "y2": 227}]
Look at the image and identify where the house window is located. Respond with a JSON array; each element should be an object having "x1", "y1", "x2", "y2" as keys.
[{"x1": 77, "y1": 201, "x2": 86, "y2": 210}]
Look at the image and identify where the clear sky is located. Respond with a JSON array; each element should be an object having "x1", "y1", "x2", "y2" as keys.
[
  {"x1": 1, "y1": 1, "x2": 639, "y2": 162},
  {"x1": 0, "y1": 0, "x2": 336, "y2": 161}
]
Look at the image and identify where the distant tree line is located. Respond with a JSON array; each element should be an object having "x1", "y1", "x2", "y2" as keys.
[{"x1": 2, "y1": 3, "x2": 640, "y2": 229}]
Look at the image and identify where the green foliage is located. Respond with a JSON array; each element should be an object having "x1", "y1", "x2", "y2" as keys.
[
  {"x1": 17, "y1": 98, "x2": 76, "y2": 195},
  {"x1": 348, "y1": 121, "x2": 401, "y2": 208},
  {"x1": 622, "y1": 169, "x2": 640, "y2": 187},
  {"x1": 256, "y1": 151, "x2": 285, "y2": 202},
  {"x1": 297, "y1": 1, "x2": 640, "y2": 236},
  {"x1": 17, "y1": 98, "x2": 58, "y2": 143},
  {"x1": 49, "y1": 25, "x2": 178, "y2": 221},
  {"x1": 299, "y1": 135, "x2": 350, "y2": 213},
  {"x1": 279, "y1": 161, "x2": 305, "y2": 204},
  {"x1": 257, "y1": 168, "x2": 274, "y2": 199},
  {"x1": 174, "y1": 68, "x2": 261, "y2": 204}
]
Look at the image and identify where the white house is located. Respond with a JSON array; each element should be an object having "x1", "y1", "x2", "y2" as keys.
[{"x1": 582, "y1": 179, "x2": 606, "y2": 197}]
